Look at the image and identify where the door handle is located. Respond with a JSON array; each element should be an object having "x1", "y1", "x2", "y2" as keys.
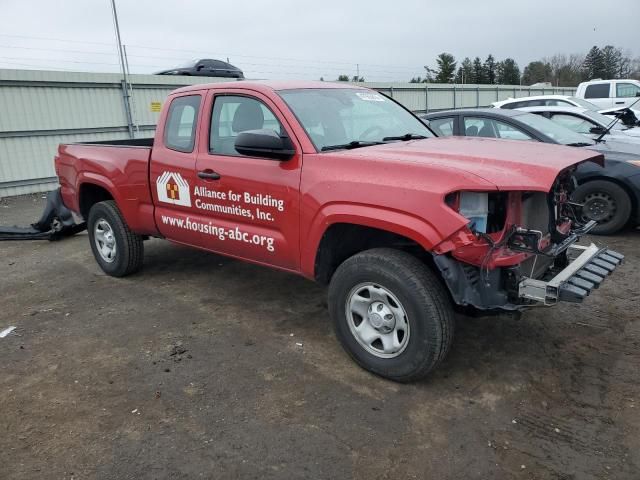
[
  {"x1": 615, "y1": 101, "x2": 625, "y2": 104},
  {"x1": 197, "y1": 170, "x2": 221, "y2": 180}
]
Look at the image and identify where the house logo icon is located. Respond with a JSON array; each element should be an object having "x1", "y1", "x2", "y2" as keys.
[{"x1": 157, "y1": 171, "x2": 191, "y2": 207}]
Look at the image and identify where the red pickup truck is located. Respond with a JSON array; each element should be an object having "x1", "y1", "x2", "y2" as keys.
[{"x1": 55, "y1": 81, "x2": 623, "y2": 382}]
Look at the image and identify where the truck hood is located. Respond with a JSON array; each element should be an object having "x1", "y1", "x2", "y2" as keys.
[{"x1": 339, "y1": 137, "x2": 603, "y2": 191}]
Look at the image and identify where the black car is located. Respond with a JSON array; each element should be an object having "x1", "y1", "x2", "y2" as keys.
[
  {"x1": 155, "y1": 59, "x2": 244, "y2": 79},
  {"x1": 420, "y1": 108, "x2": 640, "y2": 234}
]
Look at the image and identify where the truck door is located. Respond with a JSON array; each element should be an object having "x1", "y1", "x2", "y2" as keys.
[
  {"x1": 150, "y1": 93, "x2": 205, "y2": 247},
  {"x1": 191, "y1": 90, "x2": 302, "y2": 270},
  {"x1": 613, "y1": 81, "x2": 640, "y2": 109}
]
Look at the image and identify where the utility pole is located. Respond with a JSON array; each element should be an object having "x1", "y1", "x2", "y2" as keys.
[
  {"x1": 356, "y1": 63, "x2": 360, "y2": 81},
  {"x1": 123, "y1": 44, "x2": 138, "y2": 134},
  {"x1": 110, "y1": 0, "x2": 135, "y2": 138}
]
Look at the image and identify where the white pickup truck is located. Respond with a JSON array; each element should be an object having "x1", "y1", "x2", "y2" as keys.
[{"x1": 575, "y1": 79, "x2": 640, "y2": 109}]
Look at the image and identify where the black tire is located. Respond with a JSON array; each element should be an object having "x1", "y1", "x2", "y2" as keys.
[
  {"x1": 328, "y1": 248, "x2": 454, "y2": 383},
  {"x1": 573, "y1": 180, "x2": 631, "y2": 235},
  {"x1": 87, "y1": 200, "x2": 144, "y2": 277}
]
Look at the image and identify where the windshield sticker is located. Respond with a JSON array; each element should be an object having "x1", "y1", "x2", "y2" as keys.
[{"x1": 355, "y1": 92, "x2": 385, "y2": 102}]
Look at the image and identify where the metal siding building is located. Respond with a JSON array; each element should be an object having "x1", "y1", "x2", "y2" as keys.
[
  {"x1": 0, "y1": 69, "x2": 575, "y2": 198},
  {"x1": 0, "y1": 69, "x2": 225, "y2": 197}
]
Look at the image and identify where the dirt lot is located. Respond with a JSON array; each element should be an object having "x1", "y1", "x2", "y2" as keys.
[{"x1": 1, "y1": 194, "x2": 639, "y2": 480}]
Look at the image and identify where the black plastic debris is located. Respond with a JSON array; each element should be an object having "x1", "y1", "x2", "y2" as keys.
[{"x1": 0, "y1": 189, "x2": 86, "y2": 241}]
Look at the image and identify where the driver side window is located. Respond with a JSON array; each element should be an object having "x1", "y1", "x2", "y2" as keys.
[{"x1": 209, "y1": 95, "x2": 282, "y2": 156}]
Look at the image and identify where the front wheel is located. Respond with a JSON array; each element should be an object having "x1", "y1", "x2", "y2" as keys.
[
  {"x1": 87, "y1": 200, "x2": 144, "y2": 277},
  {"x1": 328, "y1": 248, "x2": 454, "y2": 382},
  {"x1": 573, "y1": 180, "x2": 631, "y2": 235}
]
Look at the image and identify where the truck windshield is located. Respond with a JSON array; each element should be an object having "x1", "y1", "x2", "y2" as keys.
[
  {"x1": 516, "y1": 112, "x2": 595, "y2": 146},
  {"x1": 278, "y1": 88, "x2": 434, "y2": 151}
]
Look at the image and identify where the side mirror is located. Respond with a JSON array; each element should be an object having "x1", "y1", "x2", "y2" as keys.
[
  {"x1": 589, "y1": 126, "x2": 605, "y2": 135},
  {"x1": 636, "y1": 92, "x2": 640, "y2": 97},
  {"x1": 234, "y1": 129, "x2": 295, "y2": 160}
]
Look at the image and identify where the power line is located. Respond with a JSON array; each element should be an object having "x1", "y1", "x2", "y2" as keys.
[
  {"x1": 0, "y1": 33, "x2": 115, "y2": 46},
  {"x1": 0, "y1": 45, "x2": 419, "y2": 76},
  {"x1": 0, "y1": 58, "x2": 412, "y2": 80},
  {"x1": 0, "y1": 32, "x2": 422, "y2": 73},
  {"x1": 0, "y1": 60, "x2": 79, "y2": 72}
]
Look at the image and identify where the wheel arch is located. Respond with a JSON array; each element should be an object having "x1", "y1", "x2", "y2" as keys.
[
  {"x1": 78, "y1": 181, "x2": 115, "y2": 219},
  {"x1": 307, "y1": 206, "x2": 445, "y2": 284}
]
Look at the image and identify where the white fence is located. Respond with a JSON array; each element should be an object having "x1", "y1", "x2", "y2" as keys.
[{"x1": 0, "y1": 69, "x2": 575, "y2": 197}]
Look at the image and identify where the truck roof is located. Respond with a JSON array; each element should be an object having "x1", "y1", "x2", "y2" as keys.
[{"x1": 172, "y1": 80, "x2": 367, "y2": 95}]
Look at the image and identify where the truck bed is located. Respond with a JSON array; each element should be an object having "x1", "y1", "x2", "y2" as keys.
[{"x1": 56, "y1": 141, "x2": 158, "y2": 235}]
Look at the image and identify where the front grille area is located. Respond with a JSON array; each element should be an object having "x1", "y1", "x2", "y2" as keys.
[
  {"x1": 518, "y1": 191, "x2": 555, "y2": 279},
  {"x1": 521, "y1": 192, "x2": 550, "y2": 233}
]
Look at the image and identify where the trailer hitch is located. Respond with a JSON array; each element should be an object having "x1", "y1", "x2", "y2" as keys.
[{"x1": 0, "y1": 189, "x2": 86, "y2": 241}]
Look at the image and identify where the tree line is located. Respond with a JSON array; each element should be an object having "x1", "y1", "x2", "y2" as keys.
[
  {"x1": 425, "y1": 46, "x2": 639, "y2": 86},
  {"x1": 329, "y1": 45, "x2": 639, "y2": 86}
]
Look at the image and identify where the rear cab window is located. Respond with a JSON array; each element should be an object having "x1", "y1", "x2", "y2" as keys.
[
  {"x1": 164, "y1": 95, "x2": 201, "y2": 152},
  {"x1": 584, "y1": 84, "x2": 610, "y2": 99}
]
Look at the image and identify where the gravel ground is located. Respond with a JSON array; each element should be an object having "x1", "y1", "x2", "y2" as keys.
[{"x1": 1, "y1": 193, "x2": 639, "y2": 480}]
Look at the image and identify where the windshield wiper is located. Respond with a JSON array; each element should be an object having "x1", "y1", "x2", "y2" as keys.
[
  {"x1": 595, "y1": 96, "x2": 640, "y2": 143},
  {"x1": 382, "y1": 133, "x2": 428, "y2": 141},
  {"x1": 320, "y1": 140, "x2": 384, "y2": 152},
  {"x1": 566, "y1": 142, "x2": 594, "y2": 147}
]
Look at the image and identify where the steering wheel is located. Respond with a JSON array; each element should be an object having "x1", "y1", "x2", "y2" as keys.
[{"x1": 359, "y1": 125, "x2": 385, "y2": 141}]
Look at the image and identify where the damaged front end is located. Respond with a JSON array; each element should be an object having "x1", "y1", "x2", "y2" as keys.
[
  {"x1": 433, "y1": 169, "x2": 623, "y2": 311},
  {"x1": 0, "y1": 188, "x2": 86, "y2": 241}
]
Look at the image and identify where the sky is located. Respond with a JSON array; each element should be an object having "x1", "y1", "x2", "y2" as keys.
[{"x1": 0, "y1": 0, "x2": 638, "y2": 82}]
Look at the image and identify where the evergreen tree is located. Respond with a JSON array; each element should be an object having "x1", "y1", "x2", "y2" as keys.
[
  {"x1": 496, "y1": 58, "x2": 521, "y2": 85},
  {"x1": 454, "y1": 57, "x2": 473, "y2": 83},
  {"x1": 434, "y1": 53, "x2": 457, "y2": 83},
  {"x1": 484, "y1": 54, "x2": 497, "y2": 84},
  {"x1": 522, "y1": 61, "x2": 552, "y2": 85},
  {"x1": 472, "y1": 57, "x2": 486, "y2": 84},
  {"x1": 601, "y1": 45, "x2": 622, "y2": 79},
  {"x1": 582, "y1": 46, "x2": 606, "y2": 80}
]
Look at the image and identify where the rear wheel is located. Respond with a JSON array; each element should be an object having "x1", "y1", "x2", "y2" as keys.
[
  {"x1": 87, "y1": 200, "x2": 144, "y2": 277},
  {"x1": 328, "y1": 248, "x2": 454, "y2": 382},
  {"x1": 573, "y1": 180, "x2": 631, "y2": 235}
]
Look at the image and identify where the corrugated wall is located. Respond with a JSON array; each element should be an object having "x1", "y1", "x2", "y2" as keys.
[
  {"x1": 0, "y1": 69, "x2": 575, "y2": 198},
  {"x1": 0, "y1": 69, "x2": 228, "y2": 197}
]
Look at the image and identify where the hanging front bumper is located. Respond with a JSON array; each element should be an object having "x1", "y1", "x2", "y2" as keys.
[{"x1": 518, "y1": 243, "x2": 624, "y2": 305}]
